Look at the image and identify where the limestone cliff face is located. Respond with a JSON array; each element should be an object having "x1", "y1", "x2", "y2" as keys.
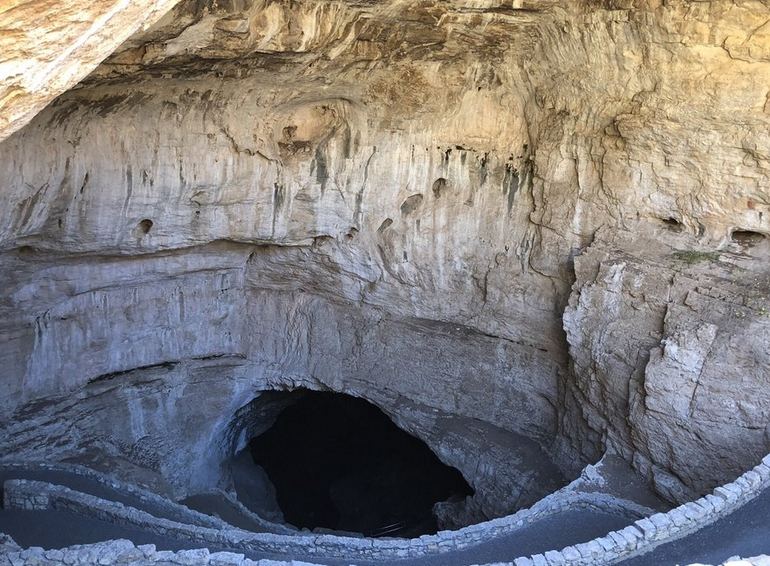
[
  {"x1": 2, "y1": 0, "x2": 770, "y2": 517},
  {"x1": 563, "y1": 225, "x2": 770, "y2": 503}
]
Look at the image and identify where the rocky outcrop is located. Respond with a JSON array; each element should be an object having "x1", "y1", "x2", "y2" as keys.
[
  {"x1": 563, "y1": 225, "x2": 770, "y2": 503},
  {"x1": 0, "y1": 0, "x2": 180, "y2": 142},
  {"x1": 0, "y1": 242, "x2": 564, "y2": 523}
]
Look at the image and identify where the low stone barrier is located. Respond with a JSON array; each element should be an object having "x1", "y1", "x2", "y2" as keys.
[
  {"x1": 0, "y1": 462, "x2": 227, "y2": 530},
  {"x1": 2, "y1": 539, "x2": 767, "y2": 566},
  {"x1": 506, "y1": 454, "x2": 770, "y2": 565},
  {"x1": 0, "y1": 538, "x2": 318, "y2": 566},
  {"x1": 204, "y1": 487, "x2": 298, "y2": 535},
  {"x1": 4, "y1": 454, "x2": 770, "y2": 565},
  {"x1": 0, "y1": 533, "x2": 20, "y2": 555},
  {"x1": 0, "y1": 461, "x2": 297, "y2": 535},
  {"x1": 2, "y1": 477, "x2": 645, "y2": 561}
]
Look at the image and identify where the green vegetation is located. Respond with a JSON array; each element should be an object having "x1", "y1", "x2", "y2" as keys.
[{"x1": 672, "y1": 250, "x2": 721, "y2": 265}]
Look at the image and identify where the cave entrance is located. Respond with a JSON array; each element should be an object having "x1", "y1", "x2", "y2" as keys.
[{"x1": 239, "y1": 389, "x2": 473, "y2": 537}]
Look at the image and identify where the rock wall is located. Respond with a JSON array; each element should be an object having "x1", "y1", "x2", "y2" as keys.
[
  {"x1": 0, "y1": 0, "x2": 180, "y2": 142},
  {"x1": 3, "y1": 0, "x2": 770, "y2": 515},
  {"x1": 0, "y1": 242, "x2": 564, "y2": 522},
  {"x1": 563, "y1": 225, "x2": 770, "y2": 503}
]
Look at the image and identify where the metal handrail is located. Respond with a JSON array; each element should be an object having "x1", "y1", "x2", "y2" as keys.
[{"x1": 368, "y1": 521, "x2": 406, "y2": 537}]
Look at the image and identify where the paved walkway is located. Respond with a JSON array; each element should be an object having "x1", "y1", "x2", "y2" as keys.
[
  {"x1": 621, "y1": 488, "x2": 770, "y2": 566},
  {"x1": 5, "y1": 465, "x2": 770, "y2": 564},
  {"x1": 384, "y1": 510, "x2": 633, "y2": 566},
  {"x1": 181, "y1": 493, "x2": 274, "y2": 532},
  {"x1": 0, "y1": 467, "x2": 637, "y2": 565},
  {"x1": 0, "y1": 505, "x2": 633, "y2": 565},
  {"x1": 0, "y1": 469, "x2": 204, "y2": 526}
]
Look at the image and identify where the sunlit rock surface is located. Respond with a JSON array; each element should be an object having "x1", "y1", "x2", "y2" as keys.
[
  {"x1": 2, "y1": 0, "x2": 770, "y2": 532},
  {"x1": 0, "y1": 0, "x2": 179, "y2": 142}
]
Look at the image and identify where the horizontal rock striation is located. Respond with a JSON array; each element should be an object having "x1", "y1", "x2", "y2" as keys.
[{"x1": 0, "y1": 241, "x2": 564, "y2": 523}]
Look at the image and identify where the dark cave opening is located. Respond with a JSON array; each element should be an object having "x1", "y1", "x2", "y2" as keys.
[
  {"x1": 245, "y1": 390, "x2": 474, "y2": 537},
  {"x1": 731, "y1": 229, "x2": 766, "y2": 245}
]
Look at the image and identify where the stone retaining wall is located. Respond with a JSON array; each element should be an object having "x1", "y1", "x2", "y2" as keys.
[
  {"x1": 2, "y1": 478, "x2": 645, "y2": 561},
  {"x1": 0, "y1": 463, "x2": 231, "y2": 530},
  {"x1": 1, "y1": 462, "x2": 298, "y2": 535},
  {"x1": 3, "y1": 454, "x2": 770, "y2": 565},
  {"x1": 206, "y1": 487, "x2": 297, "y2": 535},
  {"x1": 508, "y1": 454, "x2": 770, "y2": 565},
  {"x1": 0, "y1": 538, "x2": 767, "y2": 566},
  {"x1": 0, "y1": 538, "x2": 317, "y2": 566}
]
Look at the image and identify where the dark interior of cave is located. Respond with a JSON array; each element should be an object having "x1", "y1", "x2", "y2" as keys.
[{"x1": 246, "y1": 390, "x2": 474, "y2": 537}]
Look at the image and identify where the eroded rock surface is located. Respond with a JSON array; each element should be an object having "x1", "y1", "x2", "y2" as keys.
[
  {"x1": 563, "y1": 225, "x2": 770, "y2": 503},
  {"x1": 2, "y1": 0, "x2": 770, "y2": 533},
  {"x1": 0, "y1": 0, "x2": 180, "y2": 142}
]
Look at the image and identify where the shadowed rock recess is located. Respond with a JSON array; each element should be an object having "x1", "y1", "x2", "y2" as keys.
[{"x1": 3, "y1": 0, "x2": 770, "y2": 564}]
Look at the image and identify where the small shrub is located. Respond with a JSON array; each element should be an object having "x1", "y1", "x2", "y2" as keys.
[{"x1": 672, "y1": 250, "x2": 720, "y2": 265}]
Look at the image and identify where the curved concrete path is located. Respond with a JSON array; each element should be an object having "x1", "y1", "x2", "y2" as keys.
[
  {"x1": 0, "y1": 467, "x2": 637, "y2": 565},
  {"x1": 621, "y1": 488, "x2": 770, "y2": 565},
  {"x1": 0, "y1": 505, "x2": 634, "y2": 565},
  {"x1": 0, "y1": 469, "x2": 203, "y2": 526},
  {"x1": 6, "y1": 462, "x2": 770, "y2": 565}
]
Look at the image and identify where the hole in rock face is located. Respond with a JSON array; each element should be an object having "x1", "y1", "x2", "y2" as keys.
[
  {"x1": 377, "y1": 218, "x2": 393, "y2": 233},
  {"x1": 432, "y1": 178, "x2": 448, "y2": 198},
  {"x1": 245, "y1": 390, "x2": 473, "y2": 537},
  {"x1": 660, "y1": 217, "x2": 683, "y2": 231},
  {"x1": 400, "y1": 194, "x2": 424, "y2": 216},
  {"x1": 137, "y1": 218, "x2": 153, "y2": 235},
  {"x1": 731, "y1": 229, "x2": 765, "y2": 245}
]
